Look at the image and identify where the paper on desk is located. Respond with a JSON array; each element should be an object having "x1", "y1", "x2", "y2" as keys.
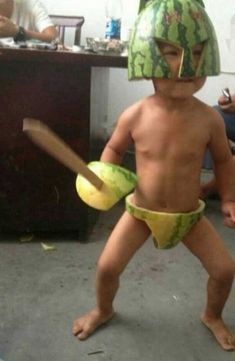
[
  {"x1": 0, "y1": 38, "x2": 57, "y2": 50},
  {"x1": 0, "y1": 37, "x2": 16, "y2": 47}
]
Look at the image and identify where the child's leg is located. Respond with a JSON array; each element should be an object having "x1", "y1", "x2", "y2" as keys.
[
  {"x1": 183, "y1": 216, "x2": 235, "y2": 351},
  {"x1": 73, "y1": 211, "x2": 150, "y2": 340}
]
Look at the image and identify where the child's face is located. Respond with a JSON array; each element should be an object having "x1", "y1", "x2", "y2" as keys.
[{"x1": 152, "y1": 42, "x2": 206, "y2": 99}]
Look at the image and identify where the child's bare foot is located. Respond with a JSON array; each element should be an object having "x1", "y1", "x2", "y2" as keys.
[
  {"x1": 201, "y1": 314, "x2": 235, "y2": 351},
  {"x1": 72, "y1": 308, "x2": 114, "y2": 340}
]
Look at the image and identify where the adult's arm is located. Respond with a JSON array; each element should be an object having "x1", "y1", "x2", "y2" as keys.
[
  {"x1": 24, "y1": 25, "x2": 57, "y2": 42},
  {"x1": 0, "y1": 0, "x2": 58, "y2": 43},
  {"x1": 0, "y1": 16, "x2": 57, "y2": 42},
  {"x1": 25, "y1": 0, "x2": 58, "y2": 42}
]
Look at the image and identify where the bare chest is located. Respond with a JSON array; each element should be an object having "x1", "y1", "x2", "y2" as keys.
[{"x1": 133, "y1": 116, "x2": 209, "y2": 163}]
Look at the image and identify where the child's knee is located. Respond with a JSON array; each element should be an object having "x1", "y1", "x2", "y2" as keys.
[{"x1": 97, "y1": 258, "x2": 121, "y2": 280}]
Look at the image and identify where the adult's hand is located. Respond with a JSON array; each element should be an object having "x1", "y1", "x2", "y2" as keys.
[
  {"x1": 218, "y1": 93, "x2": 235, "y2": 113},
  {"x1": 0, "y1": 15, "x2": 18, "y2": 37}
]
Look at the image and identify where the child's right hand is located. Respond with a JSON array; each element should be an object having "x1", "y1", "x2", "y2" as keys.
[{"x1": 221, "y1": 201, "x2": 235, "y2": 228}]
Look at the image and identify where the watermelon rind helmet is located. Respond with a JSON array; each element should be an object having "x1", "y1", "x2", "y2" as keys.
[{"x1": 128, "y1": 0, "x2": 220, "y2": 79}]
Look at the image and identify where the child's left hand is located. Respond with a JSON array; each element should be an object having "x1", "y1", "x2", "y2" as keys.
[{"x1": 221, "y1": 201, "x2": 235, "y2": 227}]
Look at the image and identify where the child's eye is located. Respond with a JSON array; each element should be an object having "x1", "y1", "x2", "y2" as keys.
[
  {"x1": 192, "y1": 43, "x2": 204, "y2": 57},
  {"x1": 193, "y1": 49, "x2": 203, "y2": 57},
  {"x1": 156, "y1": 40, "x2": 182, "y2": 59},
  {"x1": 162, "y1": 50, "x2": 179, "y2": 56}
]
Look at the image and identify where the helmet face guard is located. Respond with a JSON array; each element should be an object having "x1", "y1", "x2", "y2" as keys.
[{"x1": 128, "y1": 0, "x2": 220, "y2": 80}]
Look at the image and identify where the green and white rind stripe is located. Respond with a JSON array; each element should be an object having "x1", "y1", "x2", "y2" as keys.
[
  {"x1": 129, "y1": 0, "x2": 220, "y2": 79},
  {"x1": 138, "y1": 0, "x2": 154, "y2": 14},
  {"x1": 76, "y1": 162, "x2": 138, "y2": 211},
  {"x1": 126, "y1": 196, "x2": 205, "y2": 249},
  {"x1": 138, "y1": 0, "x2": 205, "y2": 13}
]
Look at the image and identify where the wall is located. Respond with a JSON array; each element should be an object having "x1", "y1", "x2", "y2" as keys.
[
  {"x1": 43, "y1": 0, "x2": 139, "y2": 43},
  {"x1": 42, "y1": 0, "x2": 235, "y2": 137}
]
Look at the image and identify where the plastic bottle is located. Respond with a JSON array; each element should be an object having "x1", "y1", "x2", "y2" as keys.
[{"x1": 105, "y1": 0, "x2": 122, "y2": 39}]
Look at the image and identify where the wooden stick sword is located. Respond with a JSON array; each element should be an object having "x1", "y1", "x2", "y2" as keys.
[{"x1": 23, "y1": 118, "x2": 103, "y2": 190}]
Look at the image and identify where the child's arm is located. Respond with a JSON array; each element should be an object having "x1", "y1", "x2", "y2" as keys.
[
  {"x1": 209, "y1": 112, "x2": 235, "y2": 226},
  {"x1": 216, "y1": 154, "x2": 235, "y2": 227},
  {"x1": 101, "y1": 107, "x2": 135, "y2": 165}
]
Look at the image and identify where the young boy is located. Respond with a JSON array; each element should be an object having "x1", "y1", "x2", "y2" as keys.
[{"x1": 73, "y1": 0, "x2": 235, "y2": 351}]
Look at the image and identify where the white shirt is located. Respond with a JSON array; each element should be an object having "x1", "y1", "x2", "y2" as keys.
[{"x1": 11, "y1": 0, "x2": 54, "y2": 32}]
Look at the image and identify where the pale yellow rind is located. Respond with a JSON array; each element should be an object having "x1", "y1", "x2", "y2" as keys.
[{"x1": 76, "y1": 162, "x2": 137, "y2": 210}]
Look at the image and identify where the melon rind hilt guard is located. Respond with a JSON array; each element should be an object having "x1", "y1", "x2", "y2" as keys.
[{"x1": 76, "y1": 161, "x2": 138, "y2": 211}]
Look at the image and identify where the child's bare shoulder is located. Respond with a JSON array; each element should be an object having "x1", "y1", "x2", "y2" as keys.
[
  {"x1": 196, "y1": 98, "x2": 224, "y2": 122},
  {"x1": 195, "y1": 98, "x2": 227, "y2": 137},
  {"x1": 122, "y1": 96, "x2": 149, "y2": 115},
  {"x1": 118, "y1": 97, "x2": 150, "y2": 125}
]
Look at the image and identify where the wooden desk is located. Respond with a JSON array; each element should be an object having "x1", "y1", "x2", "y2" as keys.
[{"x1": 0, "y1": 47, "x2": 127, "y2": 235}]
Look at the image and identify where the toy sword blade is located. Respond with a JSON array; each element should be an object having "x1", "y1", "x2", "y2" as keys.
[{"x1": 23, "y1": 118, "x2": 103, "y2": 190}]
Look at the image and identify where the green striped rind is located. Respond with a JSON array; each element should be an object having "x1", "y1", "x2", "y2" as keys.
[
  {"x1": 138, "y1": 0, "x2": 205, "y2": 14},
  {"x1": 161, "y1": 203, "x2": 204, "y2": 248},
  {"x1": 195, "y1": 0, "x2": 205, "y2": 7},
  {"x1": 126, "y1": 196, "x2": 205, "y2": 249},
  {"x1": 76, "y1": 162, "x2": 137, "y2": 211},
  {"x1": 138, "y1": 0, "x2": 154, "y2": 13},
  {"x1": 128, "y1": 0, "x2": 220, "y2": 79}
]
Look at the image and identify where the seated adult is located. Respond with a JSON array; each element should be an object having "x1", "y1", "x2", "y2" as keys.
[
  {"x1": 215, "y1": 92, "x2": 235, "y2": 140},
  {"x1": 0, "y1": 0, "x2": 57, "y2": 43},
  {"x1": 201, "y1": 91, "x2": 235, "y2": 198}
]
